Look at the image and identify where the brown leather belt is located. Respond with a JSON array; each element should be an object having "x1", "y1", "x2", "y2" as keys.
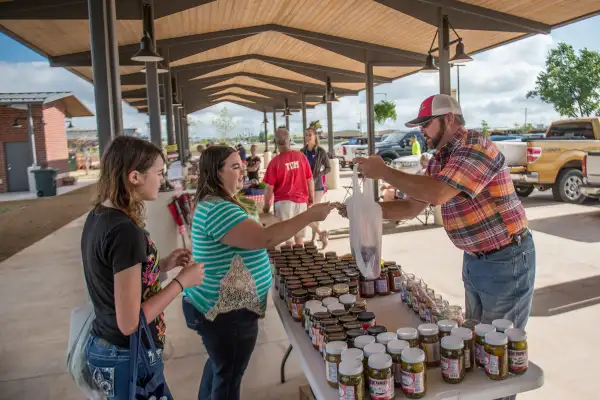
[{"x1": 469, "y1": 228, "x2": 530, "y2": 258}]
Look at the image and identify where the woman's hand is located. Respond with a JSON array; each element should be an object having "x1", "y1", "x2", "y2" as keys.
[
  {"x1": 335, "y1": 203, "x2": 348, "y2": 219},
  {"x1": 176, "y1": 262, "x2": 205, "y2": 289},
  {"x1": 161, "y1": 248, "x2": 192, "y2": 272},
  {"x1": 306, "y1": 202, "x2": 337, "y2": 222}
]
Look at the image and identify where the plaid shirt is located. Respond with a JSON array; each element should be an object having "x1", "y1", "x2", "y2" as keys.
[{"x1": 426, "y1": 128, "x2": 527, "y2": 254}]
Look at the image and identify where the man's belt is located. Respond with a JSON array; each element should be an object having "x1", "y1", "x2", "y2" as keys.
[{"x1": 468, "y1": 228, "x2": 530, "y2": 258}]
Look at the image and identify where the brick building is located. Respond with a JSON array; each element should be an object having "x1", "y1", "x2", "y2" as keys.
[{"x1": 0, "y1": 92, "x2": 93, "y2": 193}]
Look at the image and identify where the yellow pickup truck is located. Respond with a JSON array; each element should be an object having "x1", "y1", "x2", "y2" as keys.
[{"x1": 495, "y1": 118, "x2": 600, "y2": 204}]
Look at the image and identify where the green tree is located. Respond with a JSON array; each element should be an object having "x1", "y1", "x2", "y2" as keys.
[
  {"x1": 526, "y1": 43, "x2": 600, "y2": 118},
  {"x1": 212, "y1": 106, "x2": 237, "y2": 138},
  {"x1": 374, "y1": 100, "x2": 397, "y2": 124},
  {"x1": 309, "y1": 120, "x2": 322, "y2": 131},
  {"x1": 481, "y1": 120, "x2": 490, "y2": 135}
]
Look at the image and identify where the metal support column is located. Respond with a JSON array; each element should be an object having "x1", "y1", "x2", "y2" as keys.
[
  {"x1": 327, "y1": 102, "x2": 334, "y2": 158},
  {"x1": 105, "y1": 0, "x2": 122, "y2": 136},
  {"x1": 263, "y1": 110, "x2": 269, "y2": 152},
  {"x1": 438, "y1": 11, "x2": 451, "y2": 95},
  {"x1": 365, "y1": 52, "x2": 378, "y2": 200},
  {"x1": 88, "y1": 0, "x2": 115, "y2": 155},
  {"x1": 27, "y1": 105, "x2": 37, "y2": 166},
  {"x1": 164, "y1": 48, "x2": 175, "y2": 145},
  {"x1": 174, "y1": 106, "x2": 184, "y2": 161},
  {"x1": 272, "y1": 110, "x2": 278, "y2": 154},
  {"x1": 182, "y1": 108, "x2": 189, "y2": 160},
  {"x1": 143, "y1": 1, "x2": 162, "y2": 147},
  {"x1": 301, "y1": 91, "x2": 307, "y2": 144},
  {"x1": 285, "y1": 115, "x2": 290, "y2": 131}
]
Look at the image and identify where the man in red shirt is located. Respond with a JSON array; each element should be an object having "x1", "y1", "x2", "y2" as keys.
[{"x1": 263, "y1": 128, "x2": 314, "y2": 245}]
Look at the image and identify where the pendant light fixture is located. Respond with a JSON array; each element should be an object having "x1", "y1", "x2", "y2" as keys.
[
  {"x1": 141, "y1": 61, "x2": 169, "y2": 74},
  {"x1": 326, "y1": 77, "x2": 339, "y2": 102},
  {"x1": 131, "y1": 35, "x2": 163, "y2": 62},
  {"x1": 282, "y1": 98, "x2": 292, "y2": 117},
  {"x1": 449, "y1": 40, "x2": 473, "y2": 64},
  {"x1": 66, "y1": 120, "x2": 74, "y2": 129},
  {"x1": 420, "y1": 16, "x2": 473, "y2": 73}
]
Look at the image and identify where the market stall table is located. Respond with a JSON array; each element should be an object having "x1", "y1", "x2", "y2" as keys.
[{"x1": 273, "y1": 290, "x2": 543, "y2": 400}]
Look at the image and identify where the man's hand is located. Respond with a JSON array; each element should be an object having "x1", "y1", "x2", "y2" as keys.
[
  {"x1": 161, "y1": 248, "x2": 192, "y2": 272},
  {"x1": 354, "y1": 156, "x2": 388, "y2": 180},
  {"x1": 262, "y1": 205, "x2": 270, "y2": 214}
]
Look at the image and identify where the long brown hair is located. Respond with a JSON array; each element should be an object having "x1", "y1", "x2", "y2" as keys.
[
  {"x1": 95, "y1": 136, "x2": 165, "y2": 227},
  {"x1": 194, "y1": 145, "x2": 245, "y2": 211}
]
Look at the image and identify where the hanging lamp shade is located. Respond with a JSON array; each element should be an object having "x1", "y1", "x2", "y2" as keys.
[
  {"x1": 449, "y1": 41, "x2": 473, "y2": 64},
  {"x1": 67, "y1": 120, "x2": 74, "y2": 129},
  {"x1": 282, "y1": 108, "x2": 292, "y2": 117},
  {"x1": 131, "y1": 35, "x2": 163, "y2": 62},
  {"x1": 141, "y1": 61, "x2": 169, "y2": 74},
  {"x1": 420, "y1": 54, "x2": 439, "y2": 73},
  {"x1": 328, "y1": 89, "x2": 339, "y2": 102},
  {"x1": 12, "y1": 118, "x2": 22, "y2": 128},
  {"x1": 321, "y1": 95, "x2": 327, "y2": 104}
]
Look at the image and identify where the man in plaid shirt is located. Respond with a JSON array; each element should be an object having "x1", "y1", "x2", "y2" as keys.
[{"x1": 356, "y1": 94, "x2": 536, "y2": 333}]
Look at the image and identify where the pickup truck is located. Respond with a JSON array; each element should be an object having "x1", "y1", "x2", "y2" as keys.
[
  {"x1": 354, "y1": 131, "x2": 427, "y2": 164},
  {"x1": 339, "y1": 137, "x2": 369, "y2": 169},
  {"x1": 497, "y1": 118, "x2": 600, "y2": 203},
  {"x1": 581, "y1": 151, "x2": 600, "y2": 199}
]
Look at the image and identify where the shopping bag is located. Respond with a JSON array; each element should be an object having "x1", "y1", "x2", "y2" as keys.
[{"x1": 346, "y1": 165, "x2": 382, "y2": 280}]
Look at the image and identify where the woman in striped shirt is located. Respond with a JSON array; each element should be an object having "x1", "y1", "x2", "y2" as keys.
[{"x1": 182, "y1": 146, "x2": 335, "y2": 399}]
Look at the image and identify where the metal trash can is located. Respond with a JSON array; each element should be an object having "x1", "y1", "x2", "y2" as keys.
[{"x1": 32, "y1": 168, "x2": 59, "y2": 197}]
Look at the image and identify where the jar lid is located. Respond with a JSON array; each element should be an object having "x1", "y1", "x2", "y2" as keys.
[
  {"x1": 354, "y1": 335, "x2": 376, "y2": 349},
  {"x1": 325, "y1": 340, "x2": 348, "y2": 355},
  {"x1": 417, "y1": 323, "x2": 439, "y2": 335},
  {"x1": 376, "y1": 332, "x2": 398, "y2": 346},
  {"x1": 387, "y1": 339, "x2": 410, "y2": 355},
  {"x1": 401, "y1": 347, "x2": 426, "y2": 364},
  {"x1": 343, "y1": 322, "x2": 362, "y2": 331},
  {"x1": 338, "y1": 360, "x2": 363, "y2": 376},
  {"x1": 305, "y1": 300, "x2": 323, "y2": 311},
  {"x1": 474, "y1": 323, "x2": 496, "y2": 336},
  {"x1": 485, "y1": 331, "x2": 508, "y2": 346},
  {"x1": 331, "y1": 309, "x2": 349, "y2": 318},
  {"x1": 451, "y1": 327, "x2": 473, "y2": 340},
  {"x1": 349, "y1": 306, "x2": 366, "y2": 314},
  {"x1": 321, "y1": 318, "x2": 339, "y2": 327},
  {"x1": 339, "y1": 294, "x2": 357, "y2": 304},
  {"x1": 341, "y1": 348, "x2": 364, "y2": 362},
  {"x1": 322, "y1": 297, "x2": 340, "y2": 307},
  {"x1": 313, "y1": 311, "x2": 331, "y2": 320},
  {"x1": 325, "y1": 325, "x2": 344, "y2": 334},
  {"x1": 396, "y1": 327, "x2": 418, "y2": 340},
  {"x1": 327, "y1": 303, "x2": 346, "y2": 313},
  {"x1": 333, "y1": 283, "x2": 350, "y2": 293},
  {"x1": 357, "y1": 311, "x2": 376, "y2": 322},
  {"x1": 462, "y1": 319, "x2": 480, "y2": 331},
  {"x1": 364, "y1": 342, "x2": 386, "y2": 358},
  {"x1": 505, "y1": 328, "x2": 527, "y2": 342},
  {"x1": 292, "y1": 289, "x2": 308, "y2": 297},
  {"x1": 346, "y1": 329, "x2": 365, "y2": 339},
  {"x1": 316, "y1": 287, "x2": 333, "y2": 296},
  {"x1": 441, "y1": 335, "x2": 464, "y2": 350},
  {"x1": 339, "y1": 315, "x2": 358, "y2": 323},
  {"x1": 437, "y1": 319, "x2": 459, "y2": 331},
  {"x1": 368, "y1": 353, "x2": 392, "y2": 370},
  {"x1": 367, "y1": 325, "x2": 387, "y2": 336},
  {"x1": 310, "y1": 306, "x2": 328, "y2": 316},
  {"x1": 492, "y1": 319, "x2": 514, "y2": 333}
]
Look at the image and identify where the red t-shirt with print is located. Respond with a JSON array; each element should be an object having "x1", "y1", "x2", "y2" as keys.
[{"x1": 263, "y1": 151, "x2": 313, "y2": 204}]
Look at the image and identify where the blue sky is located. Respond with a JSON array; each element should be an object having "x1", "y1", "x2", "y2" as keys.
[{"x1": 0, "y1": 15, "x2": 599, "y2": 137}]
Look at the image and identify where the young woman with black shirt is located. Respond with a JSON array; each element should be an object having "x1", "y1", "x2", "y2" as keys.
[{"x1": 81, "y1": 136, "x2": 205, "y2": 399}]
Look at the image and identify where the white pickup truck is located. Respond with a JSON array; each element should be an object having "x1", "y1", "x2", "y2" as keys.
[
  {"x1": 581, "y1": 151, "x2": 600, "y2": 199},
  {"x1": 339, "y1": 137, "x2": 369, "y2": 169}
]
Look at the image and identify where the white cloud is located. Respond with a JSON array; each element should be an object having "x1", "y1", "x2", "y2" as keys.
[{"x1": 0, "y1": 33, "x2": 566, "y2": 138}]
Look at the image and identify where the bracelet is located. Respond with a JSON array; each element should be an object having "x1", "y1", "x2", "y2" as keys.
[{"x1": 172, "y1": 277, "x2": 184, "y2": 293}]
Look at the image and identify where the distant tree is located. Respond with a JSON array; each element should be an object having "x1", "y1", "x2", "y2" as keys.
[
  {"x1": 519, "y1": 123, "x2": 534, "y2": 134},
  {"x1": 212, "y1": 107, "x2": 237, "y2": 138},
  {"x1": 374, "y1": 100, "x2": 397, "y2": 124},
  {"x1": 309, "y1": 120, "x2": 322, "y2": 131},
  {"x1": 481, "y1": 120, "x2": 490, "y2": 135},
  {"x1": 526, "y1": 43, "x2": 600, "y2": 118}
]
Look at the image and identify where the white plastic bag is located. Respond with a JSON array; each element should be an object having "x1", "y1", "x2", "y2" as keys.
[{"x1": 346, "y1": 165, "x2": 382, "y2": 280}]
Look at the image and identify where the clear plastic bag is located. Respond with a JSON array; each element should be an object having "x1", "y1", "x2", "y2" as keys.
[{"x1": 346, "y1": 165, "x2": 382, "y2": 280}]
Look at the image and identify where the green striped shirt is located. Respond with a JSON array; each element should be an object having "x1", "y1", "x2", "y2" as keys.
[{"x1": 184, "y1": 198, "x2": 272, "y2": 316}]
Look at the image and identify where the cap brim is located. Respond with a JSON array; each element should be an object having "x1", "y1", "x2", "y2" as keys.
[{"x1": 405, "y1": 115, "x2": 436, "y2": 128}]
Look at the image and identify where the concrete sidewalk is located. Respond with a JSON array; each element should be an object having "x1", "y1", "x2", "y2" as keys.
[{"x1": 1, "y1": 173, "x2": 600, "y2": 399}]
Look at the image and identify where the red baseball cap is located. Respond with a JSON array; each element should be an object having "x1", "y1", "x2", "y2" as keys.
[{"x1": 405, "y1": 94, "x2": 463, "y2": 127}]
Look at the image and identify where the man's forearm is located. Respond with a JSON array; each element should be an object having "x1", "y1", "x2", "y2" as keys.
[
  {"x1": 263, "y1": 186, "x2": 274, "y2": 210},
  {"x1": 380, "y1": 199, "x2": 427, "y2": 220},
  {"x1": 380, "y1": 166, "x2": 446, "y2": 204},
  {"x1": 307, "y1": 179, "x2": 315, "y2": 202}
]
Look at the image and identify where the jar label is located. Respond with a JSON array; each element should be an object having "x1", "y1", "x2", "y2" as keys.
[
  {"x1": 291, "y1": 303, "x2": 303, "y2": 319},
  {"x1": 361, "y1": 320, "x2": 376, "y2": 332},
  {"x1": 368, "y1": 377, "x2": 394, "y2": 399},
  {"x1": 375, "y1": 279, "x2": 389, "y2": 293},
  {"x1": 475, "y1": 343, "x2": 486, "y2": 366},
  {"x1": 424, "y1": 308, "x2": 432, "y2": 323},
  {"x1": 401, "y1": 370, "x2": 425, "y2": 394},
  {"x1": 422, "y1": 342, "x2": 440, "y2": 364},
  {"x1": 325, "y1": 360, "x2": 338, "y2": 383},
  {"x1": 311, "y1": 326, "x2": 319, "y2": 346},
  {"x1": 485, "y1": 353, "x2": 500, "y2": 375},
  {"x1": 412, "y1": 299, "x2": 419, "y2": 312},
  {"x1": 400, "y1": 287, "x2": 406, "y2": 302},
  {"x1": 361, "y1": 281, "x2": 375, "y2": 296},
  {"x1": 339, "y1": 384, "x2": 357, "y2": 400},
  {"x1": 464, "y1": 347, "x2": 471, "y2": 369},
  {"x1": 441, "y1": 355, "x2": 462, "y2": 379},
  {"x1": 418, "y1": 305, "x2": 427, "y2": 320},
  {"x1": 508, "y1": 349, "x2": 528, "y2": 371},
  {"x1": 393, "y1": 276, "x2": 403, "y2": 291}
]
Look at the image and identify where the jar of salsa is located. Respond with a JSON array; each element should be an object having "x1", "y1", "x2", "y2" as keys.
[
  {"x1": 360, "y1": 275, "x2": 376, "y2": 298},
  {"x1": 375, "y1": 267, "x2": 390, "y2": 296},
  {"x1": 304, "y1": 300, "x2": 323, "y2": 334},
  {"x1": 388, "y1": 265, "x2": 403, "y2": 293},
  {"x1": 291, "y1": 289, "x2": 308, "y2": 322},
  {"x1": 357, "y1": 311, "x2": 376, "y2": 332}
]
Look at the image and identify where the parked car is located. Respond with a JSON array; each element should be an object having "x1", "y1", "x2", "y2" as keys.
[
  {"x1": 496, "y1": 118, "x2": 600, "y2": 203},
  {"x1": 354, "y1": 131, "x2": 427, "y2": 164},
  {"x1": 392, "y1": 149, "x2": 435, "y2": 174},
  {"x1": 340, "y1": 137, "x2": 369, "y2": 169},
  {"x1": 581, "y1": 151, "x2": 600, "y2": 199}
]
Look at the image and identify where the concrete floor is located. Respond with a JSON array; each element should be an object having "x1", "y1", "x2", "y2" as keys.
[
  {"x1": 0, "y1": 179, "x2": 96, "y2": 203},
  {"x1": 1, "y1": 171, "x2": 600, "y2": 399}
]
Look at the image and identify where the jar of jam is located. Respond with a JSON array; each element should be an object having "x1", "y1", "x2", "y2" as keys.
[
  {"x1": 335, "y1": 277, "x2": 351, "y2": 285},
  {"x1": 387, "y1": 339, "x2": 409, "y2": 389},
  {"x1": 338, "y1": 360, "x2": 365, "y2": 400},
  {"x1": 278, "y1": 271, "x2": 292, "y2": 299},
  {"x1": 437, "y1": 319, "x2": 458, "y2": 338},
  {"x1": 320, "y1": 279, "x2": 335, "y2": 287},
  {"x1": 333, "y1": 283, "x2": 350, "y2": 297},
  {"x1": 357, "y1": 311, "x2": 376, "y2": 332},
  {"x1": 484, "y1": 331, "x2": 508, "y2": 380},
  {"x1": 388, "y1": 265, "x2": 403, "y2": 293},
  {"x1": 474, "y1": 324, "x2": 496, "y2": 368},
  {"x1": 417, "y1": 323, "x2": 440, "y2": 368},
  {"x1": 360, "y1": 275, "x2": 376, "y2": 298},
  {"x1": 350, "y1": 306, "x2": 367, "y2": 317},
  {"x1": 331, "y1": 309, "x2": 349, "y2": 319},
  {"x1": 339, "y1": 315, "x2": 358, "y2": 325},
  {"x1": 368, "y1": 353, "x2": 395, "y2": 400},
  {"x1": 343, "y1": 322, "x2": 363, "y2": 332},
  {"x1": 396, "y1": 327, "x2": 419, "y2": 348},
  {"x1": 303, "y1": 281, "x2": 318, "y2": 292},
  {"x1": 291, "y1": 289, "x2": 308, "y2": 322},
  {"x1": 316, "y1": 287, "x2": 333, "y2": 300},
  {"x1": 376, "y1": 332, "x2": 398, "y2": 347},
  {"x1": 339, "y1": 293, "x2": 357, "y2": 310},
  {"x1": 345, "y1": 270, "x2": 360, "y2": 286},
  {"x1": 375, "y1": 267, "x2": 390, "y2": 296},
  {"x1": 304, "y1": 300, "x2": 323, "y2": 334},
  {"x1": 400, "y1": 348, "x2": 427, "y2": 399},
  {"x1": 348, "y1": 282, "x2": 359, "y2": 297},
  {"x1": 322, "y1": 296, "x2": 340, "y2": 308},
  {"x1": 440, "y1": 335, "x2": 465, "y2": 383},
  {"x1": 451, "y1": 327, "x2": 474, "y2": 372},
  {"x1": 320, "y1": 319, "x2": 340, "y2": 355},
  {"x1": 286, "y1": 284, "x2": 302, "y2": 313},
  {"x1": 311, "y1": 310, "x2": 330, "y2": 350},
  {"x1": 367, "y1": 325, "x2": 387, "y2": 337},
  {"x1": 505, "y1": 328, "x2": 528, "y2": 375},
  {"x1": 346, "y1": 329, "x2": 367, "y2": 348},
  {"x1": 307, "y1": 287, "x2": 319, "y2": 301},
  {"x1": 492, "y1": 319, "x2": 514, "y2": 333},
  {"x1": 325, "y1": 341, "x2": 348, "y2": 388}
]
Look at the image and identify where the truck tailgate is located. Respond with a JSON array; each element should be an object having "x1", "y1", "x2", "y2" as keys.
[
  {"x1": 495, "y1": 141, "x2": 527, "y2": 167},
  {"x1": 586, "y1": 151, "x2": 600, "y2": 185}
]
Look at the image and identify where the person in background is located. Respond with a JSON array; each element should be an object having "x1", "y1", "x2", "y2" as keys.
[
  {"x1": 416, "y1": 152, "x2": 433, "y2": 176},
  {"x1": 197, "y1": 144, "x2": 205, "y2": 155},
  {"x1": 263, "y1": 128, "x2": 314, "y2": 246},
  {"x1": 81, "y1": 136, "x2": 205, "y2": 400},
  {"x1": 183, "y1": 146, "x2": 335, "y2": 399},
  {"x1": 302, "y1": 127, "x2": 331, "y2": 246},
  {"x1": 246, "y1": 144, "x2": 261, "y2": 182},
  {"x1": 410, "y1": 134, "x2": 422, "y2": 156}
]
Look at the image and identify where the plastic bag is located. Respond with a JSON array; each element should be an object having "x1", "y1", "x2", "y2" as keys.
[{"x1": 346, "y1": 165, "x2": 382, "y2": 280}]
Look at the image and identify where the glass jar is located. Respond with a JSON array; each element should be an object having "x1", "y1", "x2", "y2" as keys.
[
  {"x1": 338, "y1": 360, "x2": 365, "y2": 400},
  {"x1": 331, "y1": 309, "x2": 349, "y2": 319},
  {"x1": 505, "y1": 328, "x2": 528, "y2": 375},
  {"x1": 325, "y1": 333, "x2": 348, "y2": 361},
  {"x1": 405, "y1": 276, "x2": 416, "y2": 307},
  {"x1": 302, "y1": 281, "x2": 318, "y2": 292},
  {"x1": 335, "y1": 277, "x2": 351, "y2": 286},
  {"x1": 328, "y1": 303, "x2": 346, "y2": 314},
  {"x1": 350, "y1": 306, "x2": 367, "y2": 318},
  {"x1": 462, "y1": 319, "x2": 480, "y2": 332},
  {"x1": 311, "y1": 310, "x2": 330, "y2": 350},
  {"x1": 345, "y1": 270, "x2": 360, "y2": 286},
  {"x1": 307, "y1": 287, "x2": 319, "y2": 301},
  {"x1": 387, "y1": 339, "x2": 410, "y2": 389},
  {"x1": 360, "y1": 276, "x2": 376, "y2": 298},
  {"x1": 322, "y1": 296, "x2": 340, "y2": 308},
  {"x1": 423, "y1": 288, "x2": 436, "y2": 323},
  {"x1": 291, "y1": 289, "x2": 308, "y2": 322},
  {"x1": 417, "y1": 323, "x2": 440, "y2": 368},
  {"x1": 484, "y1": 331, "x2": 509, "y2": 380},
  {"x1": 357, "y1": 311, "x2": 376, "y2": 332},
  {"x1": 388, "y1": 265, "x2": 403, "y2": 293},
  {"x1": 343, "y1": 322, "x2": 363, "y2": 332},
  {"x1": 353, "y1": 335, "x2": 376, "y2": 351},
  {"x1": 400, "y1": 347, "x2": 427, "y2": 399},
  {"x1": 451, "y1": 327, "x2": 474, "y2": 372},
  {"x1": 354, "y1": 299, "x2": 368, "y2": 309},
  {"x1": 339, "y1": 293, "x2": 357, "y2": 310},
  {"x1": 320, "y1": 319, "x2": 340, "y2": 355},
  {"x1": 401, "y1": 273, "x2": 414, "y2": 303},
  {"x1": 431, "y1": 298, "x2": 447, "y2": 325},
  {"x1": 492, "y1": 319, "x2": 514, "y2": 333},
  {"x1": 474, "y1": 324, "x2": 496, "y2": 368},
  {"x1": 346, "y1": 329, "x2": 367, "y2": 348},
  {"x1": 445, "y1": 305, "x2": 464, "y2": 326},
  {"x1": 367, "y1": 325, "x2": 387, "y2": 337},
  {"x1": 333, "y1": 283, "x2": 350, "y2": 297},
  {"x1": 316, "y1": 286, "x2": 333, "y2": 300},
  {"x1": 320, "y1": 279, "x2": 335, "y2": 288},
  {"x1": 376, "y1": 332, "x2": 398, "y2": 347},
  {"x1": 286, "y1": 284, "x2": 302, "y2": 313},
  {"x1": 440, "y1": 335, "x2": 465, "y2": 384},
  {"x1": 325, "y1": 340, "x2": 348, "y2": 387},
  {"x1": 341, "y1": 348, "x2": 365, "y2": 364},
  {"x1": 348, "y1": 282, "x2": 359, "y2": 297},
  {"x1": 304, "y1": 300, "x2": 323, "y2": 334},
  {"x1": 437, "y1": 319, "x2": 458, "y2": 338},
  {"x1": 339, "y1": 315, "x2": 359, "y2": 325},
  {"x1": 396, "y1": 327, "x2": 419, "y2": 348},
  {"x1": 375, "y1": 267, "x2": 391, "y2": 296},
  {"x1": 412, "y1": 281, "x2": 425, "y2": 314},
  {"x1": 278, "y1": 271, "x2": 292, "y2": 299},
  {"x1": 368, "y1": 353, "x2": 395, "y2": 400}
]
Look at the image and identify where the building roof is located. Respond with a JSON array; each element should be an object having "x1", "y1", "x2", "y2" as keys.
[{"x1": 0, "y1": 92, "x2": 94, "y2": 117}]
